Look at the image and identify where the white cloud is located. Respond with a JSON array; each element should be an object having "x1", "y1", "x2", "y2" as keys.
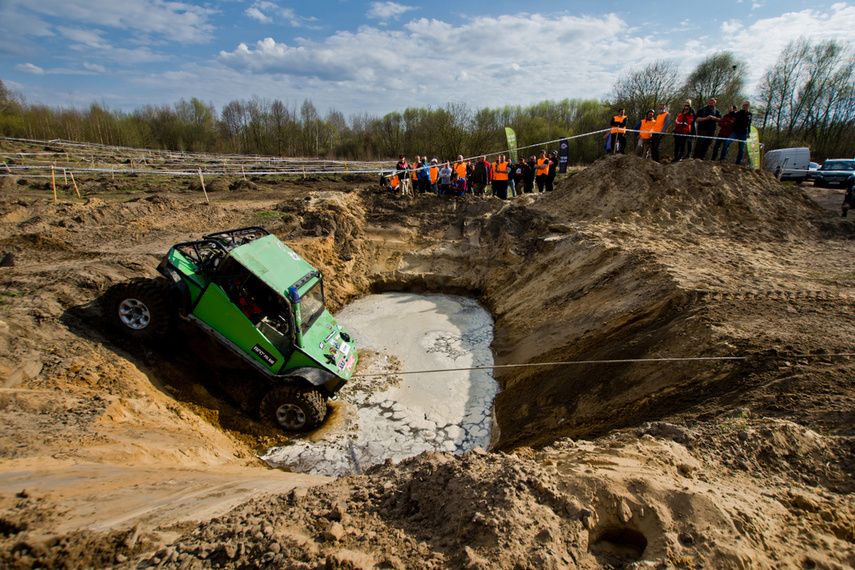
[
  {"x1": 15, "y1": 63, "x2": 46, "y2": 75},
  {"x1": 215, "y1": 12, "x2": 652, "y2": 112},
  {"x1": 367, "y1": 2, "x2": 417, "y2": 21},
  {"x1": 245, "y1": 7, "x2": 273, "y2": 24},
  {"x1": 56, "y1": 26, "x2": 110, "y2": 49},
  {"x1": 82, "y1": 62, "x2": 107, "y2": 73},
  {"x1": 719, "y1": 4, "x2": 855, "y2": 85},
  {"x1": 720, "y1": 20, "x2": 743, "y2": 34},
  {"x1": 5, "y1": 0, "x2": 217, "y2": 44}
]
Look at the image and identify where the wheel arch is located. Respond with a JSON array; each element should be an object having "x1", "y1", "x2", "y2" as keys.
[
  {"x1": 160, "y1": 264, "x2": 193, "y2": 313},
  {"x1": 280, "y1": 366, "x2": 344, "y2": 397}
]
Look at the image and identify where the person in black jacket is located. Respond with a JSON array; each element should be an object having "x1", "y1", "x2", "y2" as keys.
[
  {"x1": 720, "y1": 101, "x2": 753, "y2": 165},
  {"x1": 524, "y1": 155, "x2": 536, "y2": 194},
  {"x1": 546, "y1": 150, "x2": 558, "y2": 191}
]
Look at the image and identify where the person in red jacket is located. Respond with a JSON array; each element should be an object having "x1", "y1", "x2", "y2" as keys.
[
  {"x1": 672, "y1": 102, "x2": 695, "y2": 162},
  {"x1": 711, "y1": 105, "x2": 737, "y2": 161}
]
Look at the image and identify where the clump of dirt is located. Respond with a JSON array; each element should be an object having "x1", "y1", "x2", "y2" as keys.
[{"x1": 1, "y1": 140, "x2": 854, "y2": 569}]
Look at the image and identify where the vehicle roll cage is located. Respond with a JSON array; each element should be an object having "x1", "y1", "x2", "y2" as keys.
[{"x1": 171, "y1": 226, "x2": 270, "y2": 272}]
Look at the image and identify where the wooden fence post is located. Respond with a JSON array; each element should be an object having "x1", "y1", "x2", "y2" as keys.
[{"x1": 198, "y1": 168, "x2": 209, "y2": 203}]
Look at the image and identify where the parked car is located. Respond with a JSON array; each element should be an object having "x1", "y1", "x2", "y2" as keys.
[
  {"x1": 813, "y1": 159, "x2": 855, "y2": 189},
  {"x1": 806, "y1": 162, "x2": 820, "y2": 181},
  {"x1": 763, "y1": 147, "x2": 811, "y2": 183}
]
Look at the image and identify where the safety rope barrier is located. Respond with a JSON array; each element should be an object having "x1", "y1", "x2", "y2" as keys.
[
  {"x1": 353, "y1": 352, "x2": 855, "y2": 378},
  {"x1": 1, "y1": 129, "x2": 765, "y2": 181}
]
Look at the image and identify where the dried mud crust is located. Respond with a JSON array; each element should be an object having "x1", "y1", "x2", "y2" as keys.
[{"x1": 1, "y1": 142, "x2": 855, "y2": 568}]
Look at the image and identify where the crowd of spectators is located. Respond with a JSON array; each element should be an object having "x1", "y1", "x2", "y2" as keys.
[
  {"x1": 383, "y1": 151, "x2": 559, "y2": 199},
  {"x1": 610, "y1": 99, "x2": 754, "y2": 165},
  {"x1": 381, "y1": 98, "x2": 755, "y2": 198}
]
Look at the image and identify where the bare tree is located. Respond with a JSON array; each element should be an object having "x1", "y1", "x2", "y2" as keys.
[
  {"x1": 610, "y1": 59, "x2": 681, "y2": 124},
  {"x1": 756, "y1": 38, "x2": 855, "y2": 158}
]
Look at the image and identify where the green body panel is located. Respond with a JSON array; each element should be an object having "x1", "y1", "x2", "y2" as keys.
[
  {"x1": 192, "y1": 283, "x2": 285, "y2": 370},
  {"x1": 302, "y1": 310, "x2": 358, "y2": 378},
  {"x1": 166, "y1": 249, "x2": 205, "y2": 303}
]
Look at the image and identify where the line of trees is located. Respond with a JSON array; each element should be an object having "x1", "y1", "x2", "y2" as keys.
[{"x1": 1, "y1": 38, "x2": 853, "y2": 163}]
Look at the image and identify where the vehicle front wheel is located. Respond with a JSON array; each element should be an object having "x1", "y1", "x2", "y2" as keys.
[
  {"x1": 105, "y1": 278, "x2": 174, "y2": 342},
  {"x1": 260, "y1": 385, "x2": 327, "y2": 432}
]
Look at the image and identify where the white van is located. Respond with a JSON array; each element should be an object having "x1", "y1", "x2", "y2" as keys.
[{"x1": 762, "y1": 147, "x2": 811, "y2": 183}]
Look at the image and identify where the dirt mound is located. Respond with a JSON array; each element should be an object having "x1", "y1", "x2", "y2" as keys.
[
  {"x1": 539, "y1": 155, "x2": 825, "y2": 240},
  {"x1": 11, "y1": 422, "x2": 852, "y2": 569}
]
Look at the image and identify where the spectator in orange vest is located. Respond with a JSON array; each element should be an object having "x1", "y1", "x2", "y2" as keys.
[
  {"x1": 492, "y1": 155, "x2": 510, "y2": 199},
  {"x1": 535, "y1": 150, "x2": 550, "y2": 192},
  {"x1": 386, "y1": 172, "x2": 400, "y2": 193},
  {"x1": 634, "y1": 110, "x2": 657, "y2": 159},
  {"x1": 429, "y1": 158, "x2": 439, "y2": 194},
  {"x1": 453, "y1": 155, "x2": 467, "y2": 181},
  {"x1": 651, "y1": 104, "x2": 670, "y2": 163},
  {"x1": 609, "y1": 109, "x2": 628, "y2": 154}
]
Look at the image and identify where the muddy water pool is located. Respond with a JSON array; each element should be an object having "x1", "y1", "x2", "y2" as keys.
[{"x1": 260, "y1": 293, "x2": 498, "y2": 476}]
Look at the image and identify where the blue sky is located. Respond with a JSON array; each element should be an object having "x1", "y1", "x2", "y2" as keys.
[{"x1": 1, "y1": 1, "x2": 854, "y2": 120}]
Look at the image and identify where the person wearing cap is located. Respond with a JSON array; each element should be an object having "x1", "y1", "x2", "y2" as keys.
[
  {"x1": 651, "y1": 104, "x2": 670, "y2": 163},
  {"x1": 692, "y1": 98, "x2": 722, "y2": 159},
  {"x1": 634, "y1": 110, "x2": 657, "y2": 159}
]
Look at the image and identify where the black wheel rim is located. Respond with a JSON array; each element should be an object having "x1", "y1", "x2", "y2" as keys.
[
  {"x1": 274, "y1": 403, "x2": 307, "y2": 430},
  {"x1": 117, "y1": 298, "x2": 151, "y2": 330}
]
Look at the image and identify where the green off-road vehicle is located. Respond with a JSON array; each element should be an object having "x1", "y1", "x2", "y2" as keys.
[{"x1": 106, "y1": 227, "x2": 357, "y2": 432}]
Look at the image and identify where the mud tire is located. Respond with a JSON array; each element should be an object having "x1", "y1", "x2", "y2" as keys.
[
  {"x1": 260, "y1": 385, "x2": 327, "y2": 432},
  {"x1": 106, "y1": 278, "x2": 174, "y2": 342}
]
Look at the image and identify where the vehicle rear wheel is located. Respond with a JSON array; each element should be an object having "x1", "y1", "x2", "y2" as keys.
[
  {"x1": 105, "y1": 278, "x2": 174, "y2": 341},
  {"x1": 260, "y1": 385, "x2": 327, "y2": 432}
]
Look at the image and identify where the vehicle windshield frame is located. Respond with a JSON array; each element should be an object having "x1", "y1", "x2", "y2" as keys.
[{"x1": 298, "y1": 279, "x2": 325, "y2": 332}]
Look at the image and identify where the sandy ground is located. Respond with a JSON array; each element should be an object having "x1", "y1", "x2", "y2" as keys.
[{"x1": 1, "y1": 139, "x2": 855, "y2": 568}]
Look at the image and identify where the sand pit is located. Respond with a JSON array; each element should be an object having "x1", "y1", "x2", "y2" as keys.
[
  {"x1": 1, "y1": 139, "x2": 854, "y2": 568},
  {"x1": 261, "y1": 292, "x2": 497, "y2": 476}
]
